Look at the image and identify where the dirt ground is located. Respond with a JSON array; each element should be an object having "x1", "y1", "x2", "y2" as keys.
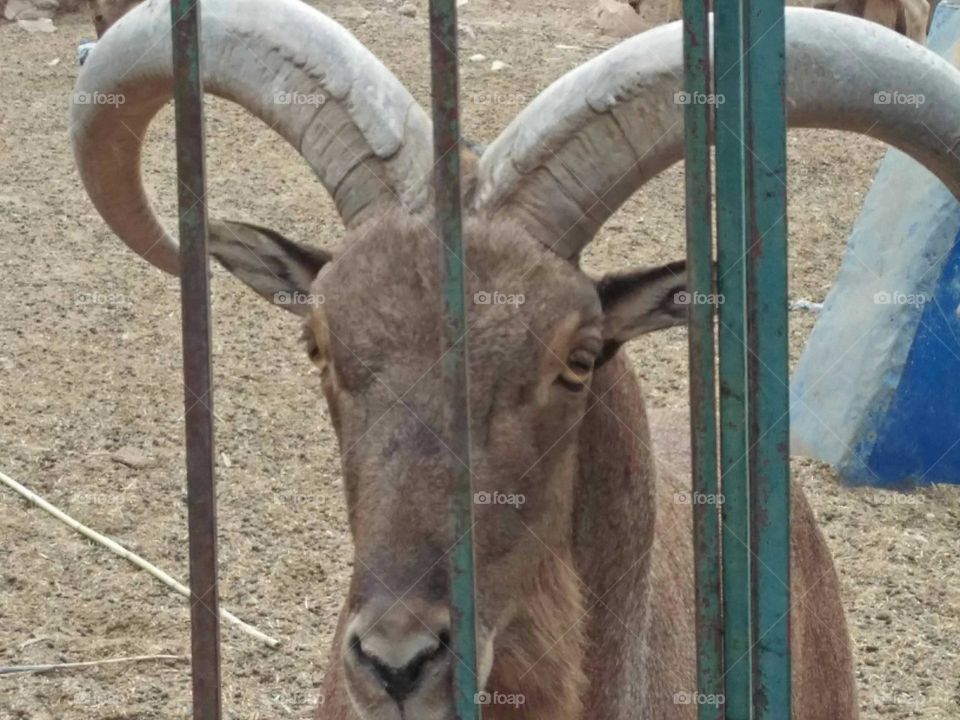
[{"x1": 1, "y1": 1, "x2": 958, "y2": 718}]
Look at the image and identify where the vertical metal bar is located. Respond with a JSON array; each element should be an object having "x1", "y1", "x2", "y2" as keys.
[
  {"x1": 170, "y1": 1, "x2": 223, "y2": 719},
  {"x1": 714, "y1": 0, "x2": 753, "y2": 715},
  {"x1": 681, "y1": 0, "x2": 723, "y2": 716},
  {"x1": 428, "y1": 2, "x2": 480, "y2": 719},
  {"x1": 742, "y1": 0, "x2": 792, "y2": 714}
]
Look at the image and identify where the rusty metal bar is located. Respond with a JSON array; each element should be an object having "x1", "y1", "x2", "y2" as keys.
[
  {"x1": 427, "y1": 1, "x2": 480, "y2": 718},
  {"x1": 681, "y1": 0, "x2": 724, "y2": 716},
  {"x1": 170, "y1": 1, "x2": 223, "y2": 718}
]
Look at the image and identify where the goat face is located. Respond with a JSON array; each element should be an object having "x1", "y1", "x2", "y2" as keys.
[{"x1": 206, "y1": 210, "x2": 687, "y2": 719}]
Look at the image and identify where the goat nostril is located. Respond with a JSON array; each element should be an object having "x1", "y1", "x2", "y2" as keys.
[{"x1": 350, "y1": 632, "x2": 448, "y2": 704}]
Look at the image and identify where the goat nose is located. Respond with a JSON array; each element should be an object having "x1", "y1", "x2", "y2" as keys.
[
  {"x1": 348, "y1": 602, "x2": 451, "y2": 703},
  {"x1": 351, "y1": 630, "x2": 449, "y2": 702}
]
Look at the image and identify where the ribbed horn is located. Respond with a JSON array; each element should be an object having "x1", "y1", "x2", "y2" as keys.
[
  {"x1": 476, "y1": 8, "x2": 960, "y2": 259},
  {"x1": 71, "y1": 0, "x2": 432, "y2": 274}
]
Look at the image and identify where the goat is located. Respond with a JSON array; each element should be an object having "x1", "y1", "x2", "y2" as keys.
[
  {"x1": 651, "y1": 0, "x2": 931, "y2": 44},
  {"x1": 71, "y1": 0, "x2": 960, "y2": 717}
]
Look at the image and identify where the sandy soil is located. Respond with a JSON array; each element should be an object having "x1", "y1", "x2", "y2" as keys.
[{"x1": 1, "y1": 1, "x2": 957, "y2": 718}]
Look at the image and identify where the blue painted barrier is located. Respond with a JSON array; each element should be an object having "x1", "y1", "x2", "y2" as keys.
[{"x1": 791, "y1": 2, "x2": 960, "y2": 486}]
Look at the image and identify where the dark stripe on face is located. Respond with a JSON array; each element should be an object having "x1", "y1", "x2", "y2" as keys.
[
  {"x1": 241, "y1": 222, "x2": 332, "y2": 272},
  {"x1": 596, "y1": 259, "x2": 687, "y2": 311}
]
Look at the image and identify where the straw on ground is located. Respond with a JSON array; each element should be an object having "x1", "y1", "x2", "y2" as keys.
[
  {"x1": 0, "y1": 469, "x2": 280, "y2": 649},
  {"x1": 0, "y1": 654, "x2": 189, "y2": 676}
]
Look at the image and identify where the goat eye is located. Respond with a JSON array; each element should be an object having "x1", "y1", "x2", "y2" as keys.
[
  {"x1": 304, "y1": 336, "x2": 330, "y2": 375},
  {"x1": 556, "y1": 351, "x2": 595, "y2": 392}
]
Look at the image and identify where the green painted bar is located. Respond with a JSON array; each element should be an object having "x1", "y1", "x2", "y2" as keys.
[
  {"x1": 681, "y1": 0, "x2": 723, "y2": 716},
  {"x1": 427, "y1": 1, "x2": 480, "y2": 718},
  {"x1": 742, "y1": 0, "x2": 792, "y2": 715},
  {"x1": 713, "y1": 0, "x2": 753, "y2": 716}
]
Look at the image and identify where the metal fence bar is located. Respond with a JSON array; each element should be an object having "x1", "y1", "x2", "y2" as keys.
[
  {"x1": 714, "y1": 0, "x2": 753, "y2": 715},
  {"x1": 681, "y1": 0, "x2": 724, "y2": 716},
  {"x1": 170, "y1": 1, "x2": 223, "y2": 718},
  {"x1": 742, "y1": 0, "x2": 792, "y2": 714},
  {"x1": 427, "y1": 2, "x2": 480, "y2": 719}
]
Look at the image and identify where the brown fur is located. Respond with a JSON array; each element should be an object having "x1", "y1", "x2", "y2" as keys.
[
  {"x1": 663, "y1": 0, "x2": 930, "y2": 42},
  {"x1": 295, "y1": 211, "x2": 856, "y2": 718},
  {"x1": 645, "y1": 408, "x2": 857, "y2": 717},
  {"x1": 209, "y1": 206, "x2": 856, "y2": 718}
]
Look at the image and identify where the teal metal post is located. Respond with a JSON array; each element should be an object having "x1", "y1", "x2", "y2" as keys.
[
  {"x1": 714, "y1": 0, "x2": 753, "y2": 715},
  {"x1": 681, "y1": 0, "x2": 723, "y2": 716},
  {"x1": 742, "y1": 0, "x2": 792, "y2": 715},
  {"x1": 428, "y1": 1, "x2": 480, "y2": 718},
  {"x1": 685, "y1": 0, "x2": 792, "y2": 714}
]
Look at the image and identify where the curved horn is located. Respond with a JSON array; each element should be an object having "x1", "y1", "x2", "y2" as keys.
[
  {"x1": 71, "y1": 0, "x2": 432, "y2": 275},
  {"x1": 475, "y1": 8, "x2": 960, "y2": 259}
]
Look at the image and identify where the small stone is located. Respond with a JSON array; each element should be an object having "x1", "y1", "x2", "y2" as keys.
[
  {"x1": 593, "y1": 0, "x2": 645, "y2": 37},
  {"x1": 17, "y1": 17, "x2": 56, "y2": 32},
  {"x1": 111, "y1": 446, "x2": 154, "y2": 469},
  {"x1": 4, "y1": 0, "x2": 32, "y2": 20},
  {"x1": 490, "y1": 60, "x2": 508, "y2": 71},
  {"x1": 398, "y1": 2, "x2": 417, "y2": 17},
  {"x1": 339, "y1": 5, "x2": 371, "y2": 20},
  {"x1": 469, "y1": 53, "x2": 486, "y2": 62}
]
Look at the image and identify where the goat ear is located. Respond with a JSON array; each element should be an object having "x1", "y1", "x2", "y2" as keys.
[
  {"x1": 595, "y1": 260, "x2": 688, "y2": 359},
  {"x1": 208, "y1": 220, "x2": 331, "y2": 316}
]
